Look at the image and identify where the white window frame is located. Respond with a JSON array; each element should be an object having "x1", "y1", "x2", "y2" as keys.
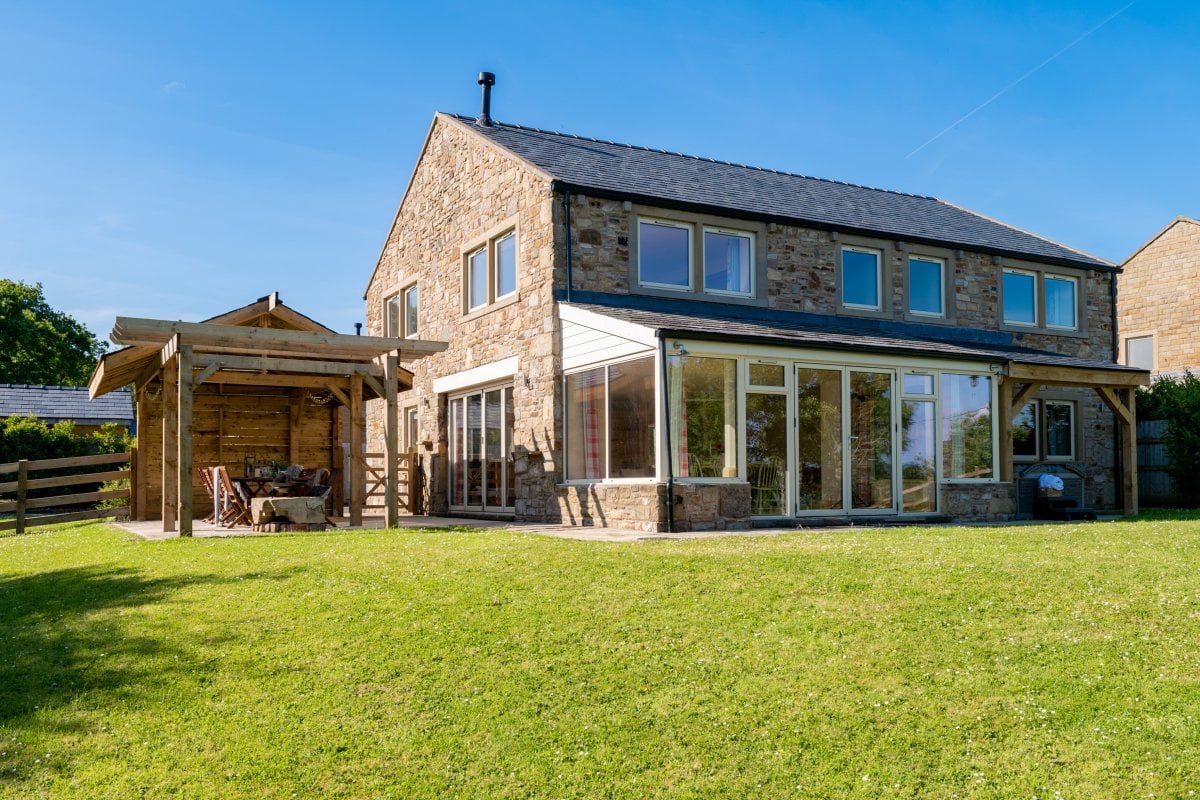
[
  {"x1": 1002, "y1": 268, "x2": 1039, "y2": 327},
  {"x1": 494, "y1": 231, "x2": 518, "y2": 301},
  {"x1": 907, "y1": 255, "x2": 946, "y2": 318},
  {"x1": 1123, "y1": 333, "x2": 1156, "y2": 371},
  {"x1": 383, "y1": 293, "x2": 402, "y2": 338},
  {"x1": 702, "y1": 226, "x2": 755, "y2": 298},
  {"x1": 563, "y1": 354, "x2": 658, "y2": 484},
  {"x1": 466, "y1": 246, "x2": 489, "y2": 312},
  {"x1": 637, "y1": 218, "x2": 694, "y2": 291},
  {"x1": 840, "y1": 245, "x2": 883, "y2": 311},
  {"x1": 402, "y1": 284, "x2": 418, "y2": 338},
  {"x1": 1044, "y1": 274, "x2": 1079, "y2": 331},
  {"x1": 1044, "y1": 400, "x2": 1076, "y2": 461}
]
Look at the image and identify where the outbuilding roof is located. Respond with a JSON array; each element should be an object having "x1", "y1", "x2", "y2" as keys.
[
  {"x1": 0, "y1": 384, "x2": 132, "y2": 425},
  {"x1": 447, "y1": 113, "x2": 1113, "y2": 271}
]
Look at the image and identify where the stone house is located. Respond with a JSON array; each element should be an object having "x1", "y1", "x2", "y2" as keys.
[
  {"x1": 364, "y1": 103, "x2": 1147, "y2": 531},
  {"x1": 1117, "y1": 216, "x2": 1200, "y2": 375}
]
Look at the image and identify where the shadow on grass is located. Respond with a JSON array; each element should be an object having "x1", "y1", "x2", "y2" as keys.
[{"x1": 0, "y1": 564, "x2": 303, "y2": 782}]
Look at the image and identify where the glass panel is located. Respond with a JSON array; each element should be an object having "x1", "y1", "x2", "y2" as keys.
[
  {"x1": 450, "y1": 399, "x2": 463, "y2": 506},
  {"x1": 842, "y1": 248, "x2": 880, "y2": 308},
  {"x1": 901, "y1": 400, "x2": 936, "y2": 513},
  {"x1": 903, "y1": 373, "x2": 934, "y2": 395},
  {"x1": 942, "y1": 374, "x2": 993, "y2": 479},
  {"x1": 746, "y1": 393, "x2": 787, "y2": 515},
  {"x1": 566, "y1": 368, "x2": 607, "y2": 480},
  {"x1": 466, "y1": 393, "x2": 482, "y2": 506},
  {"x1": 1012, "y1": 402, "x2": 1038, "y2": 458},
  {"x1": 405, "y1": 407, "x2": 418, "y2": 451},
  {"x1": 640, "y1": 221, "x2": 690, "y2": 287},
  {"x1": 484, "y1": 390, "x2": 503, "y2": 507},
  {"x1": 908, "y1": 257, "x2": 943, "y2": 315},
  {"x1": 386, "y1": 296, "x2": 401, "y2": 337},
  {"x1": 608, "y1": 358, "x2": 655, "y2": 478},
  {"x1": 668, "y1": 356, "x2": 737, "y2": 478},
  {"x1": 703, "y1": 230, "x2": 752, "y2": 294},
  {"x1": 468, "y1": 248, "x2": 488, "y2": 310},
  {"x1": 496, "y1": 233, "x2": 517, "y2": 298},
  {"x1": 749, "y1": 363, "x2": 785, "y2": 387},
  {"x1": 1046, "y1": 402, "x2": 1074, "y2": 459},
  {"x1": 797, "y1": 368, "x2": 843, "y2": 510},
  {"x1": 1003, "y1": 271, "x2": 1036, "y2": 325},
  {"x1": 404, "y1": 286, "x2": 418, "y2": 337},
  {"x1": 1045, "y1": 276, "x2": 1077, "y2": 329},
  {"x1": 850, "y1": 371, "x2": 893, "y2": 510},
  {"x1": 1126, "y1": 336, "x2": 1153, "y2": 370},
  {"x1": 504, "y1": 387, "x2": 515, "y2": 508}
]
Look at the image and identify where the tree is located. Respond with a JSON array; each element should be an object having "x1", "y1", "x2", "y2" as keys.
[{"x1": 0, "y1": 280, "x2": 106, "y2": 386}]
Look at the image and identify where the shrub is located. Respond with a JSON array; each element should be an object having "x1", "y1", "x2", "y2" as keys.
[{"x1": 1137, "y1": 372, "x2": 1200, "y2": 506}]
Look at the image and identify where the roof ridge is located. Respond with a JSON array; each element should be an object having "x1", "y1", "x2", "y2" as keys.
[
  {"x1": 442, "y1": 112, "x2": 939, "y2": 202},
  {"x1": 936, "y1": 199, "x2": 1114, "y2": 267}
]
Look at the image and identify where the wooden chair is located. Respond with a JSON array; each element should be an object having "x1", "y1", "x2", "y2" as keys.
[
  {"x1": 215, "y1": 465, "x2": 252, "y2": 527},
  {"x1": 198, "y1": 467, "x2": 217, "y2": 523},
  {"x1": 269, "y1": 464, "x2": 305, "y2": 496}
]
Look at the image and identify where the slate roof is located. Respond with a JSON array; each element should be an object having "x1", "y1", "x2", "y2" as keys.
[
  {"x1": 561, "y1": 294, "x2": 1145, "y2": 375},
  {"x1": 448, "y1": 113, "x2": 1112, "y2": 271},
  {"x1": 0, "y1": 384, "x2": 133, "y2": 424}
]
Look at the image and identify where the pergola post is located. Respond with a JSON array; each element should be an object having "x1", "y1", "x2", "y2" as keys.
[
  {"x1": 384, "y1": 354, "x2": 400, "y2": 528},
  {"x1": 134, "y1": 384, "x2": 148, "y2": 520},
  {"x1": 1125, "y1": 390, "x2": 1138, "y2": 516},
  {"x1": 350, "y1": 373, "x2": 364, "y2": 527},
  {"x1": 161, "y1": 352, "x2": 178, "y2": 532},
  {"x1": 998, "y1": 377, "x2": 1014, "y2": 482},
  {"x1": 177, "y1": 344, "x2": 194, "y2": 537}
]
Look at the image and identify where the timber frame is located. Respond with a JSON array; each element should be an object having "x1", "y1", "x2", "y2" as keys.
[
  {"x1": 88, "y1": 296, "x2": 447, "y2": 536},
  {"x1": 998, "y1": 361, "x2": 1148, "y2": 515}
]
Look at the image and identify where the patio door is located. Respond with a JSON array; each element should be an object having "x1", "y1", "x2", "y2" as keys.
[
  {"x1": 448, "y1": 385, "x2": 515, "y2": 512},
  {"x1": 795, "y1": 365, "x2": 897, "y2": 514}
]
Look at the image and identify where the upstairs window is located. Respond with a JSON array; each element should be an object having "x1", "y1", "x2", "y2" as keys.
[
  {"x1": 464, "y1": 228, "x2": 518, "y2": 314},
  {"x1": 908, "y1": 255, "x2": 945, "y2": 317},
  {"x1": 1002, "y1": 267, "x2": 1080, "y2": 332},
  {"x1": 384, "y1": 284, "x2": 418, "y2": 338},
  {"x1": 703, "y1": 228, "x2": 753, "y2": 296},
  {"x1": 638, "y1": 219, "x2": 692, "y2": 289},
  {"x1": 841, "y1": 246, "x2": 882, "y2": 310},
  {"x1": 1002, "y1": 269, "x2": 1038, "y2": 326},
  {"x1": 1125, "y1": 335, "x2": 1155, "y2": 370}
]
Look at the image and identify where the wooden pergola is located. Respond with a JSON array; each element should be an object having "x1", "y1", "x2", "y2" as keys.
[
  {"x1": 89, "y1": 297, "x2": 446, "y2": 536},
  {"x1": 998, "y1": 360, "x2": 1150, "y2": 515}
]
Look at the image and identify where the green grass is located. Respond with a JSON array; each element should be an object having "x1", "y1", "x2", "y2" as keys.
[{"x1": 2, "y1": 519, "x2": 1199, "y2": 798}]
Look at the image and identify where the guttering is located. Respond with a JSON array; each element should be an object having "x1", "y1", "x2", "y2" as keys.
[
  {"x1": 547, "y1": 180, "x2": 1116, "y2": 274},
  {"x1": 658, "y1": 333, "x2": 674, "y2": 534}
]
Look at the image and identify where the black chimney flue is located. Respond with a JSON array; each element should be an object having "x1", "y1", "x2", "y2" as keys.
[{"x1": 477, "y1": 71, "x2": 495, "y2": 126}]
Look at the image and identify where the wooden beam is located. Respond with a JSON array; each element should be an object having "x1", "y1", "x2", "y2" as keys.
[
  {"x1": 111, "y1": 317, "x2": 447, "y2": 358},
  {"x1": 1006, "y1": 362, "x2": 1150, "y2": 389},
  {"x1": 998, "y1": 377, "x2": 1014, "y2": 482},
  {"x1": 136, "y1": 336, "x2": 179, "y2": 390},
  {"x1": 201, "y1": 372, "x2": 353, "y2": 391},
  {"x1": 358, "y1": 369, "x2": 385, "y2": 398},
  {"x1": 161, "y1": 348, "x2": 178, "y2": 533},
  {"x1": 350, "y1": 373, "x2": 363, "y2": 527},
  {"x1": 289, "y1": 390, "x2": 302, "y2": 466},
  {"x1": 384, "y1": 355, "x2": 400, "y2": 528},
  {"x1": 1097, "y1": 386, "x2": 1133, "y2": 426},
  {"x1": 135, "y1": 385, "x2": 148, "y2": 520},
  {"x1": 178, "y1": 344, "x2": 194, "y2": 537},
  {"x1": 1011, "y1": 382, "x2": 1039, "y2": 413},
  {"x1": 324, "y1": 383, "x2": 351, "y2": 408},
  {"x1": 192, "y1": 353, "x2": 383, "y2": 378},
  {"x1": 192, "y1": 361, "x2": 221, "y2": 387}
]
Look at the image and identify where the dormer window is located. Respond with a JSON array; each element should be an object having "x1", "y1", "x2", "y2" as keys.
[
  {"x1": 841, "y1": 246, "x2": 882, "y2": 310},
  {"x1": 638, "y1": 219, "x2": 692, "y2": 289},
  {"x1": 1002, "y1": 266, "x2": 1080, "y2": 332},
  {"x1": 703, "y1": 228, "x2": 753, "y2": 296},
  {"x1": 634, "y1": 214, "x2": 759, "y2": 299}
]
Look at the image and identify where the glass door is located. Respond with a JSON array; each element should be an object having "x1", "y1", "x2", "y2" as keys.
[
  {"x1": 796, "y1": 367, "x2": 844, "y2": 511},
  {"x1": 848, "y1": 369, "x2": 895, "y2": 511},
  {"x1": 449, "y1": 385, "x2": 515, "y2": 512}
]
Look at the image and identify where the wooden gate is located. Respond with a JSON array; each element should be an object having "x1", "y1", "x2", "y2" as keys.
[{"x1": 358, "y1": 451, "x2": 420, "y2": 517}]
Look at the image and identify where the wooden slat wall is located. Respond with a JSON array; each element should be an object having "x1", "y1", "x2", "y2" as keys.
[{"x1": 138, "y1": 382, "x2": 341, "y2": 519}]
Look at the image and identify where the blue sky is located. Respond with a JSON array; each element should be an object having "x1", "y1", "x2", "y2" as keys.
[{"x1": 2, "y1": 1, "x2": 1196, "y2": 340}]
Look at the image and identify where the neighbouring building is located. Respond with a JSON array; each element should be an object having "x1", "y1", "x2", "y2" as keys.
[
  {"x1": 0, "y1": 383, "x2": 133, "y2": 436},
  {"x1": 1118, "y1": 216, "x2": 1200, "y2": 375},
  {"x1": 363, "y1": 87, "x2": 1148, "y2": 530}
]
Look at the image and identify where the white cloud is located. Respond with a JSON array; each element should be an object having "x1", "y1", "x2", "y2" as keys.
[{"x1": 160, "y1": 80, "x2": 186, "y2": 94}]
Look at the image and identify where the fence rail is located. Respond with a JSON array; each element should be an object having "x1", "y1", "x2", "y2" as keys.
[{"x1": 0, "y1": 451, "x2": 133, "y2": 534}]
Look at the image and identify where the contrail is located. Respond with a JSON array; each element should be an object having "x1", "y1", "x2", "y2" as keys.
[{"x1": 905, "y1": 2, "x2": 1137, "y2": 159}]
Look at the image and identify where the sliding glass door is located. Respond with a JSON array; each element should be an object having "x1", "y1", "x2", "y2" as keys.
[{"x1": 449, "y1": 385, "x2": 514, "y2": 512}]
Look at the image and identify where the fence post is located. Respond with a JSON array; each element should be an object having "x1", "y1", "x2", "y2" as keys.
[{"x1": 15, "y1": 460, "x2": 28, "y2": 535}]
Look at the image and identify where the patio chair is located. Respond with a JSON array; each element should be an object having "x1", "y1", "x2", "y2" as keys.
[
  {"x1": 198, "y1": 466, "x2": 217, "y2": 523},
  {"x1": 269, "y1": 464, "x2": 305, "y2": 496},
  {"x1": 216, "y1": 465, "x2": 252, "y2": 527}
]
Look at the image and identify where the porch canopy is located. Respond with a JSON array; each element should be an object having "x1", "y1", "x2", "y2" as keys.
[
  {"x1": 89, "y1": 294, "x2": 447, "y2": 536},
  {"x1": 562, "y1": 296, "x2": 1150, "y2": 515}
]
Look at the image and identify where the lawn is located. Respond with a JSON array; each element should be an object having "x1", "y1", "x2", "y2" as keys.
[{"x1": 1, "y1": 518, "x2": 1198, "y2": 799}]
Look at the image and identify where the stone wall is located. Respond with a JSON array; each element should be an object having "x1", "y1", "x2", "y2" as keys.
[
  {"x1": 1118, "y1": 217, "x2": 1200, "y2": 374},
  {"x1": 941, "y1": 482, "x2": 1016, "y2": 522},
  {"x1": 553, "y1": 480, "x2": 754, "y2": 532},
  {"x1": 364, "y1": 114, "x2": 561, "y2": 519}
]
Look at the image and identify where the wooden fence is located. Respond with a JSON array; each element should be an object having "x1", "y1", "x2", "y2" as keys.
[
  {"x1": 0, "y1": 451, "x2": 133, "y2": 534},
  {"x1": 360, "y1": 451, "x2": 420, "y2": 515},
  {"x1": 1136, "y1": 420, "x2": 1174, "y2": 505}
]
